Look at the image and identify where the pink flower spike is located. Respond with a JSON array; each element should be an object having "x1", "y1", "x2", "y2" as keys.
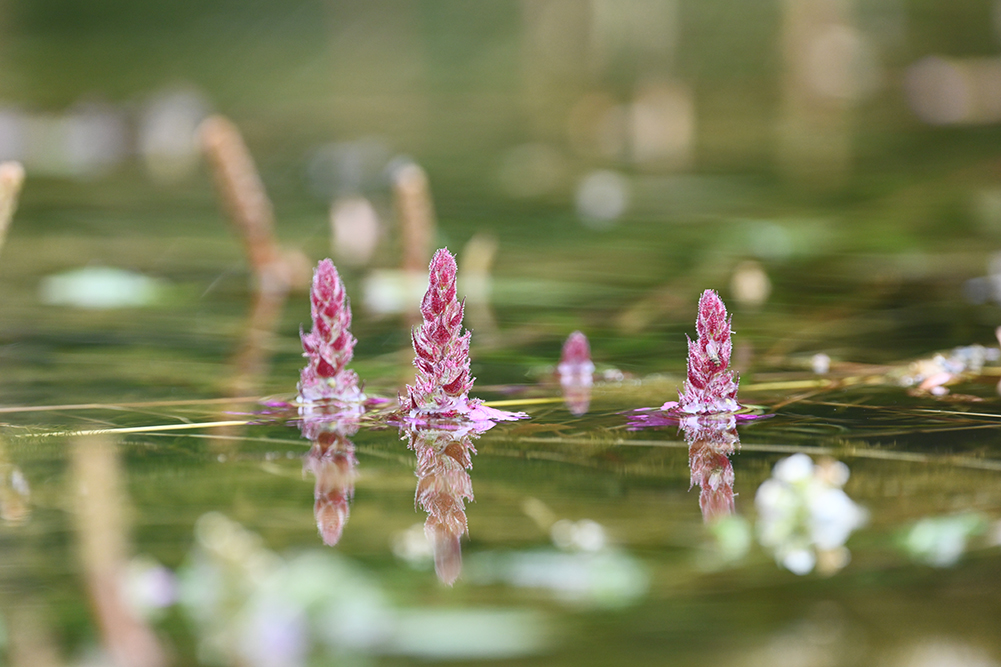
[
  {"x1": 558, "y1": 331, "x2": 595, "y2": 416},
  {"x1": 404, "y1": 248, "x2": 527, "y2": 422},
  {"x1": 298, "y1": 259, "x2": 364, "y2": 405},
  {"x1": 675, "y1": 289, "x2": 741, "y2": 415},
  {"x1": 558, "y1": 331, "x2": 595, "y2": 382}
]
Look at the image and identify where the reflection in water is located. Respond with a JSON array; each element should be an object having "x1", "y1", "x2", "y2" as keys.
[
  {"x1": 200, "y1": 114, "x2": 310, "y2": 433},
  {"x1": 403, "y1": 420, "x2": 490, "y2": 585},
  {"x1": 361, "y1": 160, "x2": 437, "y2": 317},
  {"x1": 0, "y1": 436, "x2": 30, "y2": 525},
  {"x1": 177, "y1": 513, "x2": 546, "y2": 662},
  {"x1": 902, "y1": 512, "x2": 988, "y2": 568},
  {"x1": 300, "y1": 412, "x2": 359, "y2": 547},
  {"x1": 71, "y1": 436, "x2": 167, "y2": 667},
  {"x1": 466, "y1": 497, "x2": 648, "y2": 609},
  {"x1": 755, "y1": 454, "x2": 867, "y2": 576},
  {"x1": 681, "y1": 414, "x2": 738, "y2": 523}
]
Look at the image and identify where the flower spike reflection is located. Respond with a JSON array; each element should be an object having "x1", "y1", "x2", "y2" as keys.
[
  {"x1": 299, "y1": 407, "x2": 361, "y2": 547},
  {"x1": 683, "y1": 414, "x2": 738, "y2": 522},
  {"x1": 303, "y1": 420, "x2": 358, "y2": 547},
  {"x1": 625, "y1": 289, "x2": 765, "y2": 519},
  {"x1": 403, "y1": 419, "x2": 495, "y2": 585}
]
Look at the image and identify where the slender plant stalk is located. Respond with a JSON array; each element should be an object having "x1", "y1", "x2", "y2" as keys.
[
  {"x1": 199, "y1": 115, "x2": 308, "y2": 293},
  {"x1": 71, "y1": 436, "x2": 166, "y2": 667},
  {"x1": 0, "y1": 161, "x2": 25, "y2": 258},
  {"x1": 393, "y1": 162, "x2": 435, "y2": 275}
]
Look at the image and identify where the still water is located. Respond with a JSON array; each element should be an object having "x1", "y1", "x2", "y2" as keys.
[{"x1": 2, "y1": 190, "x2": 1001, "y2": 666}]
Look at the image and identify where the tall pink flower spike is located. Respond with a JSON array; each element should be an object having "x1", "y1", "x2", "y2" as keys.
[
  {"x1": 674, "y1": 289, "x2": 740, "y2": 415},
  {"x1": 628, "y1": 289, "x2": 765, "y2": 430},
  {"x1": 298, "y1": 259, "x2": 364, "y2": 406},
  {"x1": 403, "y1": 248, "x2": 526, "y2": 423}
]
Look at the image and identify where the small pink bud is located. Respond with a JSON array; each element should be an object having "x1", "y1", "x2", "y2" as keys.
[
  {"x1": 558, "y1": 331, "x2": 595, "y2": 416},
  {"x1": 558, "y1": 331, "x2": 595, "y2": 380}
]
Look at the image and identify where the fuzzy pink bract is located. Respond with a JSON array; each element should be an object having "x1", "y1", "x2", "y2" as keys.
[
  {"x1": 403, "y1": 248, "x2": 525, "y2": 422},
  {"x1": 674, "y1": 289, "x2": 741, "y2": 415},
  {"x1": 298, "y1": 259, "x2": 364, "y2": 405},
  {"x1": 626, "y1": 288, "x2": 766, "y2": 431}
]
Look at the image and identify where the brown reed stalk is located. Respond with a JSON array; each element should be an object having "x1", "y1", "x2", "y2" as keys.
[
  {"x1": 199, "y1": 115, "x2": 311, "y2": 430},
  {"x1": 0, "y1": 161, "x2": 25, "y2": 257},
  {"x1": 393, "y1": 162, "x2": 436, "y2": 274},
  {"x1": 199, "y1": 115, "x2": 308, "y2": 293}
]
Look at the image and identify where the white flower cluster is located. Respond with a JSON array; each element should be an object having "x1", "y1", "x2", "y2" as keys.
[{"x1": 755, "y1": 454, "x2": 868, "y2": 575}]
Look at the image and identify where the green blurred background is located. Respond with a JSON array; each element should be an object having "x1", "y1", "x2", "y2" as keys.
[{"x1": 5, "y1": 0, "x2": 1001, "y2": 394}]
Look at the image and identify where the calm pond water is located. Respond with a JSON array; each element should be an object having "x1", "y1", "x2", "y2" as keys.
[
  {"x1": 3, "y1": 193, "x2": 1001, "y2": 666},
  {"x1": 4, "y1": 2, "x2": 1001, "y2": 665}
]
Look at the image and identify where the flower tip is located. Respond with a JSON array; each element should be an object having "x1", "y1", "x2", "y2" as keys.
[
  {"x1": 560, "y1": 331, "x2": 591, "y2": 366},
  {"x1": 698, "y1": 289, "x2": 727, "y2": 319},
  {"x1": 430, "y1": 247, "x2": 457, "y2": 276},
  {"x1": 312, "y1": 257, "x2": 338, "y2": 286}
]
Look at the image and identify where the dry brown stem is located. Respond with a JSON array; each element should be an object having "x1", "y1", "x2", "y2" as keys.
[
  {"x1": 199, "y1": 115, "x2": 309, "y2": 294},
  {"x1": 393, "y1": 162, "x2": 436, "y2": 274},
  {"x1": 0, "y1": 161, "x2": 25, "y2": 257}
]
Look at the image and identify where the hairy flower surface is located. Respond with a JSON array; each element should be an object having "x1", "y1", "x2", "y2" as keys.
[
  {"x1": 403, "y1": 248, "x2": 526, "y2": 422},
  {"x1": 674, "y1": 289, "x2": 740, "y2": 415},
  {"x1": 404, "y1": 249, "x2": 472, "y2": 416},
  {"x1": 627, "y1": 289, "x2": 766, "y2": 431},
  {"x1": 298, "y1": 259, "x2": 363, "y2": 405}
]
